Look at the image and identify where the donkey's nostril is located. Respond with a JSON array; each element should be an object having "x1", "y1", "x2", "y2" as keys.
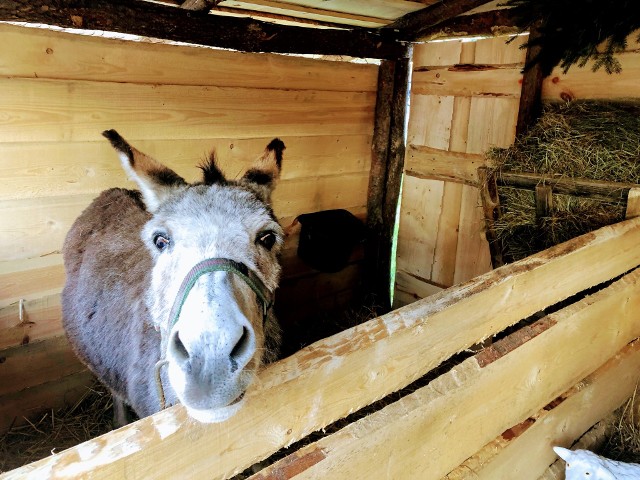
[
  {"x1": 229, "y1": 326, "x2": 250, "y2": 368},
  {"x1": 171, "y1": 330, "x2": 189, "y2": 362}
]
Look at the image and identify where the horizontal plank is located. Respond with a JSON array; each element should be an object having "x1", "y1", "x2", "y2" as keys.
[
  {"x1": 0, "y1": 135, "x2": 372, "y2": 201},
  {"x1": 7, "y1": 217, "x2": 640, "y2": 479},
  {"x1": 0, "y1": 23, "x2": 378, "y2": 92},
  {"x1": 498, "y1": 171, "x2": 637, "y2": 203},
  {"x1": 0, "y1": 335, "x2": 86, "y2": 398},
  {"x1": 0, "y1": 294, "x2": 63, "y2": 351},
  {"x1": 255, "y1": 269, "x2": 640, "y2": 479},
  {"x1": 0, "y1": 172, "x2": 369, "y2": 261},
  {"x1": 445, "y1": 342, "x2": 640, "y2": 480},
  {"x1": 0, "y1": 370, "x2": 94, "y2": 435},
  {"x1": 412, "y1": 64, "x2": 523, "y2": 98},
  {"x1": 0, "y1": 78, "x2": 375, "y2": 143},
  {"x1": 542, "y1": 50, "x2": 640, "y2": 101},
  {"x1": 404, "y1": 143, "x2": 485, "y2": 185},
  {"x1": 0, "y1": 255, "x2": 64, "y2": 306}
]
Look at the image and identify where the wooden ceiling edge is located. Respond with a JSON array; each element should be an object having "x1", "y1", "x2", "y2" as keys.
[
  {"x1": 0, "y1": 0, "x2": 408, "y2": 60},
  {"x1": 414, "y1": 10, "x2": 521, "y2": 42},
  {"x1": 385, "y1": 0, "x2": 502, "y2": 41}
]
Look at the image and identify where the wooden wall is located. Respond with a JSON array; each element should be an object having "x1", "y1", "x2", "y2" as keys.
[
  {"x1": 0, "y1": 23, "x2": 377, "y2": 429},
  {"x1": 393, "y1": 35, "x2": 527, "y2": 307}
]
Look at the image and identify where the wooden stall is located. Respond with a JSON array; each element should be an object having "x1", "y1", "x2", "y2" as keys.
[{"x1": 2, "y1": 0, "x2": 640, "y2": 478}]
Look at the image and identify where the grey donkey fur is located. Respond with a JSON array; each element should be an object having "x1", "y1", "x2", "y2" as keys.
[{"x1": 62, "y1": 131, "x2": 284, "y2": 424}]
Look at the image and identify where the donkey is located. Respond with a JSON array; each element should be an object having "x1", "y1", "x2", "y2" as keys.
[{"x1": 62, "y1": 130, "x2": 284, "y2": 424}]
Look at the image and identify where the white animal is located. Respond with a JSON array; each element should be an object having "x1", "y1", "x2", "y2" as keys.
[{"x1": 554, "y1": 446, "x2": 640, "y2": 479}]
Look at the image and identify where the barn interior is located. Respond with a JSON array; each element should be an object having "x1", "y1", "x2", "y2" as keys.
[{"x1": 2, "y1": 1, "x2": 640, "y2": 478}]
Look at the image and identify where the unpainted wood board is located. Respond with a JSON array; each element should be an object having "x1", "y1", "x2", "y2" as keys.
[
  {"x1": 413, "y1": 40, "x2": 464, "y2": 68},
  {"x1": 254, "y1": 269, "x2": 640, "y2": 479},
  {"x1": 0, "y1": 255, "x2": 64, "y2": 305},
  {"x1": 0, "y1": 293, "x2": 63, "y2": 350},
  {"x1": 393, "y1": 269, "x2": 444, "y2": 308},
  {"x1": 0, "y1": 335, "x2": 86, "y2": 397},
  {"x1": 226, "y1": 0, "x2": 427, "y2": 20},
  {"x1": 412, "y1": 65, "x2": 524, "y2": 98},
  {"x1": 0, "y1": 78, "x2": 375, "y2": 143},
  {"x1": 542, "y1": 50, "x2": 640, "y2": 101},
  {"x1": 0, "y1": 172, "x2": 369, "y2": 262},
  {"x1": 395, "y1": 176, "x2": 444, "y2": 280},
  {"x1": 0, "y1": 135, "x2": 372, "y2": 201},
  {"x1": 0, "y1": 24, "x2": 378, "y2": 92},
  {"x1": 472, "y1": 34, "x2": 527, "y2": 65},
  {"x1": 220, "y1": 0, "x2": 388, "y2": 27},
  {"x1": 0, "y1": 370, "x2": 94, "y2": 434},
  {"x1": 626, "y1": 187, "x2": 640, "y2": 219},
  {"x1": 466, "y1": 96, "x2": 521, "y2": 152},
  {"x1": 404, "y1": 144, "x2": 484, "y2": 185},
  {"x1": 445, "y1": 345, "x2": 640, "y2": 480},
  {"x1": 407, "y1": 94, "x2": 454, "y2": 148},
  {"x1": 5, "y1": 217, "x2": 640, "y2": 479},
  {"x1": 453, "y1": 184, "x2": 492, "y2": 284},
  {"x1": 431, "y1": 181, "x2": 464, "y2": 287}
]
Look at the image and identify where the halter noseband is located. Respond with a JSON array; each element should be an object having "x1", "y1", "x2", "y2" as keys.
[{"x1": 155, "y1": 257, "x2": 274, "y2": 409}]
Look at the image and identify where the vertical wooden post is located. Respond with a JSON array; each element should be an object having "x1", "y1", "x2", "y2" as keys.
[
  {"x1": 516, "y1": 22, "x2": 544, "y2": 137},
  {"x1": 625, "y1": 187, "x2": 640, "y2": 219},
  {"x1": 478, "y1": 167, "x2": 504, "y2": 269},
  {"x1": 535, "y1": 184, "x2": 553, "y2": 219},
  {"x1": 365, "y1": 45, "x2": 412, "y2": 311}
]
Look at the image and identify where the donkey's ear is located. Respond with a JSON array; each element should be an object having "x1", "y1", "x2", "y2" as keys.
[
  {"x1": 240, "y1": 138, "x2": 285, "y2": 204},
  {"x1": 103, "y1": 130, "x2": 186, "y2": 212}
]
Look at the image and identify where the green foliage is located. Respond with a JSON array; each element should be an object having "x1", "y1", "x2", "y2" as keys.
[{"x1": 503, "y1": 0, "x2": 640, "y2": 75}]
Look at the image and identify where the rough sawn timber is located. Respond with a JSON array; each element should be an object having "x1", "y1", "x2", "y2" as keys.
[{"x1": 4, "y1": 217, "x2": 640, "y2": 479}]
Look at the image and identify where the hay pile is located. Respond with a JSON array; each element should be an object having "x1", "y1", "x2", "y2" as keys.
[
  {"x1": 599, "y1": 391, "x2": 640, "y2": 464},
  {"x1": 0, "y1": 382, "x2": 114, "y2": 473},
  {"x1": 487, "y1": 101, "x2": 640, "y2": 262}
]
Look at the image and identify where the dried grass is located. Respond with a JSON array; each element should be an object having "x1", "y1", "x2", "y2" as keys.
[
  {"x1": 0, "y1": 381, "x2": 114, "y2": 473},
  {"x1": 487, "y1": 101, "x2": 640, "y2": 262},
  {"x1": 600, "y1": 388, "x2": 640, "y2": 464}
]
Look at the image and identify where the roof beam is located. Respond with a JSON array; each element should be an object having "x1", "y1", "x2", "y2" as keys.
[
  {"x1": 386, "y1": 0, "x2": 498, "y2": 41},
  {"x1": 416, "y1": 9, "x2": 519, "y2": 41},
  {"x1": 0, "y1": 0, "x2": 406, "y2": 59}
]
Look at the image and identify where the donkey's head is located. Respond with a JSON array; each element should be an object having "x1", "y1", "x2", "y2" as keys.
[{"x1": 104, "y1": 130, "x2": 284, "y2": 422}]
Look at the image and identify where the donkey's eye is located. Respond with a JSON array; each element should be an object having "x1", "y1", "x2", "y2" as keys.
[
  {"x1": 257, "y1": 231, "x2": 277, "y2": 250},
  {"x1": 153, "y1": 233, "x2": 171, "y2": 251}
]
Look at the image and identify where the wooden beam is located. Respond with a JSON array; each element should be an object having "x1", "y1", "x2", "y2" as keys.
[
  {"x1": 417, "y1": 9, "x2": 519, "y2": 41},
  {"x1": 7, "y1": 216, "x2": 640, "y2": 479},
  {"x1": 498, "y1": 171, "x2": 638, "y2": 203},
  {"x1": 516, "y1": 24, "x2": 544, "y2": 137},
  {"x1": 446, "y1": 341, "x2": 640, "y2": 480},
  {"x1": 0, "y1": 0, "x2": 405, "y2": 59},
  {"x1": 626, "y1": 187, "x2": 640, "y2": 219},
  {"x1": 252, "y1": 270, "x2": 640, "y2": 478},
  {"x1": 478, "y1": 167, "x2": 503, "y2": 269},
  {"x1": 386, "y1": 0, "x2": 496, "y2": 42},
  {"x1": 405, "y1": 144, "x2": 484, "y2": 185},
  {"x1": 180, "y1": 0, "x2": 214, "y2": 10}
]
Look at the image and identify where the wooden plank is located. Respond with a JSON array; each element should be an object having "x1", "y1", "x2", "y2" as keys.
[
  {"x1": 516, "y1": 26, "x2": 543, "y2": 136},
  {"x1": 0, "y1": 336, "x2": 86, "y2": 397},
  {"x1": 0, "y1": 370, "x2": 94, "y2": 434},
  {"x1": 467, "y1": 96, "x2": 520, "y2": 151},
  {"x1": 0, "y1": 294, "x2": 63, "y2": 350},
  {"x1": 393, "y1": 269, "x2": 444, "y2": 308},
  {"x1": 445, "y1": 341, "x2": 640, "y2": 480},
  {"x1": 431, "y1": 181, "x2": 464, "y2": 286},
  {"x1": 0, "y1": 172, "x2": 369, "y2": 262},
  {"x1": 7, "y1": 217, "x2": 640, "y2": 480},
  {"x1": 407, "y1": 94, "x2": 455, "y2": 147},
  {"x1": 626, "y1": 187, "x2": 640, "y2": 219},
  {"x1": 0, "y1": 135, "x2": 373, "y2": 201},
  {"x1": 396, "y1": 176, "x2": 444, "y2": 280},
  {"x1": 387, "y1": 0, "x2": 495, "y2": 41},
  {"x1": 478, "y1": 167, "x2": 503, "y2": 269},
  {"x1": 413, "y1": 40, "x2": 464, "y2": 69},
  {"x1": 252, "y1": 270, "x2": 640, "y2": 479},
  {"x1": 0, "y1": 23, "x2": 378, "y2": 92},
  {"x1": 542, "y1": 50, "x2": 640, "y2": 101},
  {"x1": 418, "y1": 10, "x2": 519, "y2": 41},
  {"x1": 0, "y1": 0, "x2": 405, "y2": 60},
  {"x1": 498, "y1": 172, "x2": 635, "y2": 203},
  {"x1": 0, "y1": 255, "x2": 64, "y2": 305},
  {"x1": 0, "y1": 78, "x2": 375, "y2": 143},
  {"x1": 412, "y1": 64, "x2": 524, "y2": 98},
  {"x1": 535, "y1": 184, "x2": 553, "y2": 220},
  {"x1": 404, "y1": 144, "x2": 484, "y2": 185}
]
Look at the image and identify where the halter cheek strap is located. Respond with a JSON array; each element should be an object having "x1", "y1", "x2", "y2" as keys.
[{"x1": 155, "y1": 257, "x2": 274, "y2": 410}]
